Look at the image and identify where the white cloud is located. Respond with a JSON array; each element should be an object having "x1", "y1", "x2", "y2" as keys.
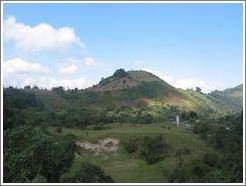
[
  {"x1": 2, "y1": 58, "x2": 90, "y2": 89},
  {"x1": 143, "y1": 68, "x2": 214, "y2": 93},
  {"x1": 4, "y1": 16, "x2": 84, "y2": 52},
  {"x1": 143, "y1": 68, "x2": 175, "y2": 85},
  {"x1": 65, "y1": 57, "x2": 81, "y2": 64},
  {"x1": 36, "y1": 77, "x2": 88, "y2": 89},
  {"x1": 175, "y1": 78, "x2": 212, "y2": 93},
  {"x1": 59, "y1": 64, "x2": 79, "y2": 74},
  {"x1": 3, "y1": 58, "x2": 49, "y2": 76},
  {"x1": 4, "y1": 75, "x2": 91, "y2": 90},
  {"x1": 83, "y1": 57, "x2": 95, "y2": 66}
]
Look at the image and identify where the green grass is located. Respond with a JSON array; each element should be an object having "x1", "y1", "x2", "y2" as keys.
[
  {"x1": 48, "y1": 124, "x2": 218, "y2": 183},
  {"x1": 127, "y1": 70, "x2": 162, "y2": 82}
]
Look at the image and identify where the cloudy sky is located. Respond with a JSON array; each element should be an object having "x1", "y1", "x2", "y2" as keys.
[{"x1": 2, "y1": 3, "x2": 243, "y2": 93}]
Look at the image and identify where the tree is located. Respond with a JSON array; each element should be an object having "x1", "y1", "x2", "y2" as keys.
[
  {"x1": 33, "y1": 85, "x2": 39, "y2": 90},
  {"x1": 113, "y1": 69, "x2": 127, "y2": 78},
  {"x1": 52, "y1": 86, "x2": 65, "y2": 94},
  {"x1": 24, "y1": 85, "x2": 31, "y2": 89},
  {"x1": 138, "y1": 113, "x2": 153, "y2": 124},
  {"x1": 196, "y1": 87, "x2": 202, "y2": 92},
  {"x1": 4, "y1": 126, "x2": 76, "y2": 183}
]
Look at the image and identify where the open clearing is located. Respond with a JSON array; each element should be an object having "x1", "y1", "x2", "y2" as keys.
[{"x1": 48, "y1": 123, "x2": 217, "y2": 182}]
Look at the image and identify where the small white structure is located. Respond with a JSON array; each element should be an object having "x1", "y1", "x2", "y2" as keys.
[{"x1": 176, "y1": 115, "x2": 180, "y2": 127}]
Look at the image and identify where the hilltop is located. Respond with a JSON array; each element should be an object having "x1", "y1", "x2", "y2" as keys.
[
  {"x1": 88, "y1": 69, "x2": 177, "y2": 93},
  {"x1": 84, "y1": 69, "x2": 242, "y2": 113}
]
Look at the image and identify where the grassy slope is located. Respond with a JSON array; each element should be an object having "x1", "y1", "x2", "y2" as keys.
[
  {"x1": 127, "y1": 71, "x2": 242, "y2": 113},
  {"x1": 180, "y1": 89, "x2": 229, "y2": 113},
  {"x1": 49, "y1": 124, "x2": 218, "y2": 182},
  {"x1": 26, "y1": 71, "x2": 242, "y2": 114},
  {"x1": 208, "y1": 84, "x2": 243, "y2": 111},
  {"x1": 127, "y1": 70, "x2": 163, "y2": 82}
]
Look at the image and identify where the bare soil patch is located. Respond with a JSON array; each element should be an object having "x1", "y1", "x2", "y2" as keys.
[{"x1": 76, "y1": 138, "x2": 120, "y2": 155}]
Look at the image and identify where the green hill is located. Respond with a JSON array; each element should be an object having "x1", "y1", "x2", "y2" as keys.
[
  {"x1": 208, "y1": 84, "x2": 243, "y2": 111},
  {"x1": 85, "y1": 69, "x2": 242, "y2": 114},
  {"x1": 3, "y1": 69, "x2": 243, "y2": 128}
]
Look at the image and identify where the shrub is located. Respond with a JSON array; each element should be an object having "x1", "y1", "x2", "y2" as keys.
[
  {"x1": 140, "y1": 135, "x2": 168, "y2": 164},
  {"x1": 113, "y1": 69, "x2": 127, "y2": 78},
  {"x1": 174, "y1": 147, "x2": 192, "y2": 159},
  {"x1": 32, "y1": 174, "x2": 47, "y2": 183},
  {"x1": 92, "y1": 123, "x2": 108, "y2": 130},
  {"x1": 168, "y1": 165, "x2": 187, "y2": 182},
  {"x1": 137, "y1": 113, "x2": 153, "y2": 124},
  {"x1": 60, "y1": 160, "x2": 114, "y2": 183},
  {"x1": 169, "y1": 159, "x2": 210, "y2": 183},
  {"x1": 192, "y1": 122, "x2": 211, "y2": 139},
  {"x1": 56, "y1": 127, "x2": 63, "y2": 134},
  {"x1": 123, "y1": 136, "x2": 142, "y2": 153},
  {"x1": 203, "y1": 153, "x2": 218, "y2": 167}
]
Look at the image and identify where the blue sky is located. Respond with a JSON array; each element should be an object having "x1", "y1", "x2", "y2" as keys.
[{"x1": 2, "y1": 3, "x2": 244, "y2": 92}]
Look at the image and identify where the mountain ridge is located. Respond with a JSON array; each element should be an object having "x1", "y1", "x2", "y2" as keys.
[{"x1": 84, "y1": 69, "x2": 242, "y2": 113}]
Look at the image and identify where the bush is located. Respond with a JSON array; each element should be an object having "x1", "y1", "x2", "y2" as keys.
[
  {"x1": 137, "y1": 113, "x2": 153, "y2": 124},
  {"x1": 203, "y1": 153, "x2": 218, "y2": 167},
  {"x1": 181, "y1": 110, "x2": 197, "y2": 121},
  {"x1": 60, "y1": 160, "x2": 114, "y2": 183},
  {"x1": 113, "y1": 69, "x2": 127, "y2": 78},
  {"x1": 174, "y1": 147, "x2": 191, "y2": 159},
  {"x1": 168, "y1": 165, "x2": 187, "y2": 182},
  {"x1": 169, "y1": 159, "x2": 210, "y2": 183},
  {"x1": 123, "y1": 136, "x2": 142, "y2": 153},
  {"x1": 192, "y1": 122, "x2": 211, "y2": 139},
  {"x1": 92, "y1": 123, "x2": 108, "y2": 130},
  {"x1": 191, "y1": 160, "x2": 210, "y2": 179},
  {"x1": 32, "y1": 174, "x2": 47, "y2": 183},
  {"x1": 140, "y1": 135, "x2": 169, "y2": 164},
  {"x1": 56, "y1": 127, "x2": 63, "y2": 134}
]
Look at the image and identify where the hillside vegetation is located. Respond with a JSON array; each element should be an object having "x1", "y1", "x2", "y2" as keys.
[{"x1": 3, "y1": 69, "x2": 243, "y2": 183}]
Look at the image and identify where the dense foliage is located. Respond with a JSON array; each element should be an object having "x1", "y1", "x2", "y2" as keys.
[
  {"x1": 122, "y1": 135, "x2": 169, "y2": 164},
  {"x1": 140, "y1": 135, "x2": 169, "y2": 164},
  {"x1": 169, "y1": 111, "x2": 243, "y2": 183},
  {"x1": 3, "y1": 87, "x2": 185, "y2": 129},
  {"x1": 3, "y1": 88, "x2": 114, "y2": 183},
  {"x1": 3, "y1": 126, "x2": 76, "y2": 182}
]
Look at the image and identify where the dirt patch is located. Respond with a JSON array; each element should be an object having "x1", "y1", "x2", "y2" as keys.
[
  {"x1": 87, "y1": 77, "x2": 139, "y2": 92},
  {"x1": 105, "y1": 141, "x2": 114, "y2": 147},
  {"x1": 76, "y1": 138, "x2": 120, "y2": 155}
]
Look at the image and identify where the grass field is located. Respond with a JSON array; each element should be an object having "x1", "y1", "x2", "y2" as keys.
[{"x1": 48, "y1": 123, "x2": 218, "y2": 183}]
